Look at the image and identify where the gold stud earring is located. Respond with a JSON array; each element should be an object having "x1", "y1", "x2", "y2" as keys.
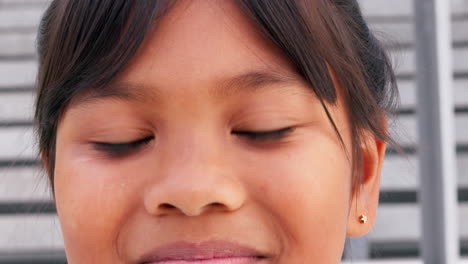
[{"x1": 359, "y1": 215, "x2": 368, "y2": 224}]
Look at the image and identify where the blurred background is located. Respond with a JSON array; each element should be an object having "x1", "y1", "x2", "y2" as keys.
[{"x1": 0, "y1": 0, "x2": 467, "y2": 263}]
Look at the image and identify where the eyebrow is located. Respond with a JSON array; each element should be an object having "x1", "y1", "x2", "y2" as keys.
[
  {"x1": 69, "y1": 70, "x2": 307, "y2": 108},
  {"x1": 215, "y1": 70, "x2": 305, "y2": 97}
]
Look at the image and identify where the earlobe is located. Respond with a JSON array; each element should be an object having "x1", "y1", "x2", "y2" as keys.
[{"x1": 346, "y1": 130, "x2": 387, "y2": 237}]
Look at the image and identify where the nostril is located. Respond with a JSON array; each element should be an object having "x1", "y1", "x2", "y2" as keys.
[
  {"x1": 159, "y1": 203, "x2": 177, "y2": 211},
  {"x1": 201, "y1": 202, "x2": 230, "y2": 213},
  {"x1": 209, "y1": 202, "x2": 225, "y2": 208},
  {"x1": 156, "y1": 202, "x2": 230, "y2": 216}
]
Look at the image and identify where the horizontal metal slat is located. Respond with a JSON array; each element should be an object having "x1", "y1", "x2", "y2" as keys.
[
  {"x1": 0, "y1": 127, "x2": 36, "y2": 160},
  {"x1": 0, "y1": 8, "x2": 45, "y2": 30},
  {"x1": 0, "y1": 0, "x2": 50, "y2": 5},
  {"x1": 369, "y1": 20, "x2": 468, "y2": 45},
  {"x1": 388, "y1": 48, "x2": 468, "y2": 77},
  {"x1": 0, "y1": 159, "x2": 39, "y2": 167},
  {"x1": 0, "y1": 166, "x2": 50, "y2": 201},
  {"x1": 367, "y1": 240, "x2": 468, "y2": 258},
  {"x1": 0, "y1": 92, "x2": 35, "y2": 122},
  {"x1": 0, "y1": 250, "x2": 66, "y2": 264},
  {"x1": 389, "y1": 114, "x2": 468, "y2": 146},
  {"x1": 359, "y1": 0, "x2": 413, "y2": 18},
  {"x1": 358, "y1": 0, "x2": 468, "y2": 18},
  {"x1": 368, "y1": 204, "x2": 468, "y2": 242},
  {"x1": 0, "y1": 33, "x2": 37, "y2": 58},
  {"x1": 0, "y1": 214, "x2": 63, "y2": 250},
  {"x1": 0, "y1": 201, "x2": 55, "y2": 215},
  {"x1": 0, "y1": 61, "x2": 36, "y2": 88}
]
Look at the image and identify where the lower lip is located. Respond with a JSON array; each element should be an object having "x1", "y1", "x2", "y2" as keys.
[{"x1": 149, "y1": 257, "x2": 261, "y2": 264}]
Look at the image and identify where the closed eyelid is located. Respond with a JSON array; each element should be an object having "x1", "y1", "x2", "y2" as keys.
[
  {"x1": 92, "y1": 137, "x2": 153, "y2": 155},
  {"x1": 233, "y1": 127, "x2": 296, "y2": 140}
]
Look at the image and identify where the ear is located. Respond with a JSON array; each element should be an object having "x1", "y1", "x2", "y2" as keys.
[{"x1": 346, "y1": 126, "x2": 387, "y2": 237}]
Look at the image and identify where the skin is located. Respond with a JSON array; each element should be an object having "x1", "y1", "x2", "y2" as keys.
[{"x1": 52, "y1": 0, "x2": 386, "y2": 263}]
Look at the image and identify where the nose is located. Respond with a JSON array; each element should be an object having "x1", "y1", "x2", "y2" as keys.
[{"x1": 143, "y1": 136, "x2": 246, "y2": 217}]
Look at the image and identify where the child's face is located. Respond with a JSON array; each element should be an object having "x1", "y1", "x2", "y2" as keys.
[{"x1": 53, "y1": 0, "x2": 383, "y2": 263}]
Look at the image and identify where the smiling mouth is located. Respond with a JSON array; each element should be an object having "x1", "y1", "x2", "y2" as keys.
[
  {"x1": 145, "y1": 257, "x2": 263, "y2": 264},
  {"x1": 138, "y1": 240, "x2": 270, "y2": 264}
]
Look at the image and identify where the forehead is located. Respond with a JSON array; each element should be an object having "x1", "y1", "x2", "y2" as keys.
[{"x1": 112, "y1": 0, "x2": 300, "y2": 93}]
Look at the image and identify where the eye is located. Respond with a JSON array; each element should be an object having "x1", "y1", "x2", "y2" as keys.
[
  {"x1": 233, "y1": 127, "x2": 295, "y2": 141},
  {"x1": 92, "y1": 136, "x2": 153, "y2": 156}
]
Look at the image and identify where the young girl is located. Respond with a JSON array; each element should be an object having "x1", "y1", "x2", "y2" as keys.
[{"x1": 34, "y1": 0, "x2": 398, "y2": 263}]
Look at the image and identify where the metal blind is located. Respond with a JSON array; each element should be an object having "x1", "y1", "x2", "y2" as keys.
[{"x1": 0, "y1": 0, "x2": 467, "y2": 263}]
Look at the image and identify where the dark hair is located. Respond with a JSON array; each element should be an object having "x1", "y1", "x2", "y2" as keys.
[{"x1": 35, "y1": 0, "x2": 398, "y2": 196}]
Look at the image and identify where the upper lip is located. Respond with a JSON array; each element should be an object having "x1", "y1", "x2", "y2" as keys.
[{"x1": 138, "y1": 240, "x2": 269, "y2": 263}]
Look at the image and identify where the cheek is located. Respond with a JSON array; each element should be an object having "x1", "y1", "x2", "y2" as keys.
[
  {"x1": 54, "y1": 145, "x2": 141, "y2": 262},
  {"x1": 243, "y1": 134, "x2": 352, "y2": 261}
]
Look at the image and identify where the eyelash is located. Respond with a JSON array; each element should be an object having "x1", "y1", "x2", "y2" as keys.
[
  {"x1": 93, "y1": 127, "x2": 294, "y2": 155},
  {"x1": 233, "y1": 127, "x2": 294, "y2": 141},
  {"x1": 93, "y1": 136, "x2": 153, "y2": 156}
]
